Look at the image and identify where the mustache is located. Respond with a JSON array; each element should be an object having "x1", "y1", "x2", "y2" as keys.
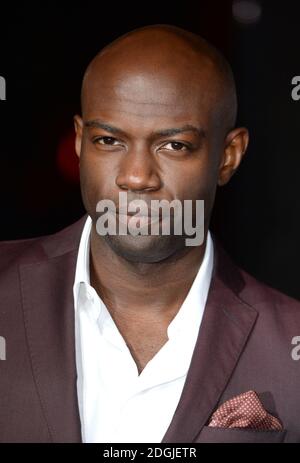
[{"x1": 101, "y1": 195, "x2": 178, "y2": 218}]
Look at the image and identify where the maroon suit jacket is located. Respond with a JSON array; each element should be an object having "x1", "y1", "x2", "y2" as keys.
[{"x1": 0, "y1": 215, "x2": 299, "y2": 443}]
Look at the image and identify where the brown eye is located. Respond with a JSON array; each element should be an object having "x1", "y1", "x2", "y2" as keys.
[
  {"x1": 170, "y1": 142, "x2": 185, "y2": 150},
  {"x1": 163, "y1": 141, "x2": 188, "y2": 151},
  {"x1": 96, "y1": 137, "x2": 118, "y2": 145}
]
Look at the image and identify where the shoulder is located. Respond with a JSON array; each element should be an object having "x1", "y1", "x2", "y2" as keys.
[
  {"x1": 213, "y1": 237, "x2": 300, "y2": 322},
  {"x1": 0, "y1": 215, "x2": 87, "y2": 272},
  {"x1": 0, "y1": 237, "x2": 42, "y2": 273},
  {"x1": 237, "y1": 266, "x2": 300, "y2": 337},
  {"x1": 239, "y1": 266, "x2": 300, "y2": 311}
]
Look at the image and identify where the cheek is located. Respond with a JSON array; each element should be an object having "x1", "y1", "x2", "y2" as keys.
[
  {"x1": 79, "y1": 151, "x2": 117, "y2": 214},
  {"x1": 166, "y1": 155, "x2": 218, "y2": 201}
]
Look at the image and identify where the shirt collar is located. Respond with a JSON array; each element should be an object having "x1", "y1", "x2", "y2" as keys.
[
  {"x1": 75, "y1": 215, "x2": 92, "y2": 286},
  {"x1": 167, "y1": 230, "x2": 213, "y2": 339},
  {"x1": 73, "y1": 215, "x2": 93, "y2": 314}
]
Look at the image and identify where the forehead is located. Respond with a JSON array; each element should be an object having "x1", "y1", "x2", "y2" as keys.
[{"x1": 82, "y1": 61, "x2": 219, "y2": 129}]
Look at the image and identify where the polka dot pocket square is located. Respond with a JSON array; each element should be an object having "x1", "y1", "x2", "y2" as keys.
[{"x1": 208, "y1": 390, "x2": 283, "y2": 430}]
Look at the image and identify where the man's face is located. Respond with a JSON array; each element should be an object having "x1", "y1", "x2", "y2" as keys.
[{"x1": 74, "y1": 59, "x2": 239, "y2": 263}]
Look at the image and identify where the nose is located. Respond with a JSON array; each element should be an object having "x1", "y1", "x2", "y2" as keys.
[{"x1": 115, "y1": 146, "x2": 161, "y2": 192}]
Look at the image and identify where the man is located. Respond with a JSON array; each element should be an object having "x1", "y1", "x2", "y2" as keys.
[{"x1": 0, "y1": 25, "x2": 299, "y2": 443}]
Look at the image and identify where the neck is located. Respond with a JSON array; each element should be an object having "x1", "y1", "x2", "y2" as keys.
[{"x1": 89, "y1": 223, "x2": 208, "y2": 322}]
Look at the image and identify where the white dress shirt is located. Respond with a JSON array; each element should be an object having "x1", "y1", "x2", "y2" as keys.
[{"x1": 73, "y1": 216, "x2": 213, "y2": 443}]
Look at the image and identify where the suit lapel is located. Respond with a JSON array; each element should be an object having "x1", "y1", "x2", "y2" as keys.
[
  {"x1": 19, "y1": 219, "x2": 86, "y2": 443},
  {"x1": 162, "y1": 243, "x2": 258, "y2": 443}
]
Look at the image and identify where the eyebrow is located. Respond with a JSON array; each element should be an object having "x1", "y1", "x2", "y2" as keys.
[{"x1": 84, "y1": 120, "x2": 206, "y2": 138}]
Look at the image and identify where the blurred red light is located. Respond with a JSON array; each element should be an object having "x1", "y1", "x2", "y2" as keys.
[{"x1": 56, "y1": 129, "x2": 79, "y2": 183}]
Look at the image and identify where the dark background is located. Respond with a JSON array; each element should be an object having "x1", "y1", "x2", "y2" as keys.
[{"x1": 0, "y1": 1, "x2": 299, "y2": 300}]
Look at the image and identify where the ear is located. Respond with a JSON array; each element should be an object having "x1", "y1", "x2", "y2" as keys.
[
  {"x1": 74, "y1": 115, "x2": 83, "y2": 159},
  {"x1": 218, "y1": 127, "x2": 249, "y2": 186}
]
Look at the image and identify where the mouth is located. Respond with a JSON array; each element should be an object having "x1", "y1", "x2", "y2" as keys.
[
  {"x1": 115, "y1": 210, "x2": 162, "y2": 230},
  {"x1": 116, "y1": 209, "x2": 160, "y2": 218}
]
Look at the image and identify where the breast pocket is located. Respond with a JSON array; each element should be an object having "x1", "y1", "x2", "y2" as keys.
[{"x1": 195, "y1": 426, "x2": 286, "y2": 443}]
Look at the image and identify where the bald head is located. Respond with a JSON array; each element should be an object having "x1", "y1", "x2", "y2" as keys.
[{"x1": 81, "y1": 24, "x2": 237, "y2": 133}]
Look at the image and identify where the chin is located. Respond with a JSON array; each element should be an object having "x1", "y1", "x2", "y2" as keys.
[{"x1": 103, "y1": 233, "x2": 187, "y2": 263}]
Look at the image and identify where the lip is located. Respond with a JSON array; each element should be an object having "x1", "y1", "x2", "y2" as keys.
[
  {"x1": 116, "y1": 210, "x2": 160, "y2": 218},
  {"x1": 114, "y1": 210, "x2": 162, "y2": 227}
]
